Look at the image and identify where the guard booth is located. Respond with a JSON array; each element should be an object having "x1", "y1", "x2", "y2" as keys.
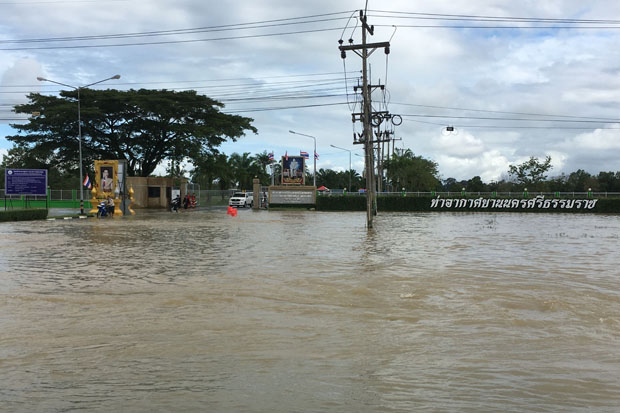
[{"x1": 126, "y1": 176, "x2": 189, "y2": 209}]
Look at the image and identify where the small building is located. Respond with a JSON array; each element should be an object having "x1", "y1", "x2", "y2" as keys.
[{"x1": 127, "y1": 176, "x2": 189, "y2": 208}]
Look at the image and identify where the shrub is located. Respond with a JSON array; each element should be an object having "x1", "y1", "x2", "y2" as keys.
[
  {"x1": 0, "y1": 209, "x2": 48, "y2": 222},
  {"x1": 316, "y1": 195, "x2": 366, "y2": 211}
]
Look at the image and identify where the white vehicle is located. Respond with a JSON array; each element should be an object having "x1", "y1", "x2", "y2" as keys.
[{"x1": 229, "y1": 191, "x2": 254, "y2": 208}]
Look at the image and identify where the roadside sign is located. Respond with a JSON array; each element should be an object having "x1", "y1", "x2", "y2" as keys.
[{"x1": 5, "y1": 169, "x2": 48, "y2": 196}]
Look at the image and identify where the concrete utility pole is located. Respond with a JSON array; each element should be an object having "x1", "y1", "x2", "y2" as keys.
[{"x1": 339, "y1": 9, "x2": 390, "y2": 228}]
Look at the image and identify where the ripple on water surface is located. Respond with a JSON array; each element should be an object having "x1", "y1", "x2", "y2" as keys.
[{"x1": 1, "y1": 210, "x2": 620, "y2": 411}]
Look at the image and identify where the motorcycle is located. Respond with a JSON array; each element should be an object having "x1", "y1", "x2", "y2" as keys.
[{"x1": 96, "y1": 201, "x2": 108, "y2": 218}]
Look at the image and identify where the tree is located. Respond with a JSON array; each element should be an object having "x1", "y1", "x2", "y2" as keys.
[
  {"x1": 316, "y1": 168, "x2": 340, "y2": 189},
  {"x1": 229, "y1": 152, "x2": 256, "y2": 189},
  {"x1": 251, "y1": 151, "x2": 272, "y2": 185},
  {"x1": 1, "y1": 144, "x2": 78, "y2": 189},
  {"x1": 466, "y1": 176, "x2": 485, "y2": 192},
  {"x1": 383, "y1": 149, "x2": 441, "y2": 191},
  {"x1": 190, "y1": 151, "x2": 231, "y2": 190},
  {"x1": 8, "y1": 89, "x2": 257, "y2": 177},
  {"x1": 566, "y1": 169, "x2": 594, "y2": 191},
  {"x1": 508, "y1": 156, "x2": 552, "y2": 189},
  {"x1": 597, "y1": 171, "x2": 620, "y2": 192},
  {"x1": 348, "y1": 169, "x2": 362, "y2": 191}
]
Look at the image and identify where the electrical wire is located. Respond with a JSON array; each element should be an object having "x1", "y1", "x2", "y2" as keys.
[
  {"x1": 339, "y1": 10, "x2": 358, "y2": 42},
  {"x1": 0, "y1": 12, "x2": 356, "y2": 45},
  {"x1": 392, "y1": 102, "x2": 620, "y2": 122},
  {"x1": 0, "y1": 0, "x2": 127, "y2": 4},
  {"x1": 400, "y1": 113, "x2": 620, "y2": 124},
  {"x1": 444, "y1": 124, "x2": 620, "y2": 130},
  {"x1": 368, "y1": 10, "x2": 620, "y2": 24},
  {"x1": 375, "y1": 24, "x2": 620, "y2": 30},
  {"x1": 223, "y1": 102, "x2": 350, "y2": 113},
  {"x1": 0, "y1": 71, "x2": 359, "y2": 88},
  {"x1": 0, "y1": 27, "x2": 348, "y2": 51}
]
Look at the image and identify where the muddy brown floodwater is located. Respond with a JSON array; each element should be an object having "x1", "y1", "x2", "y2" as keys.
[{"x1": 1, "y1": 209, "x2": 619, "y2": 412}]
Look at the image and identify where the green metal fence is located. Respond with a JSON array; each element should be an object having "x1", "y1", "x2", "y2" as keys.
[{"x1": 1, "y1": 188, "x2": 91, "y2": 209}]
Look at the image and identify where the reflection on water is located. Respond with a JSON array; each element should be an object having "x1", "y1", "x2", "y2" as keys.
[{"x1": 1, "y1": 209, "x2": 620, "y2": 412}]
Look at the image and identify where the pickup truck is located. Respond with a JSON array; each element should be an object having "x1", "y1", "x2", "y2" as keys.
[{"x1": 228, "y1": 191, "x2": 254, "y2": 208}]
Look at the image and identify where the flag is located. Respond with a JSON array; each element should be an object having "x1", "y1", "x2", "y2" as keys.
[
  {"x1": 268, "y1": 151, "x2": 274, "y2": 161},
  {"x1": 314, "y1": 151, "x2": 319, "y2": 160},
  {"x1": 300, "y1": 151, "x2": 309, "y2": 159},
  {"x1": 83, "y1": 175, "x2": 92, "y2": 189},
  {"x1": 285, "y1": 151, "x2": 288, "y2": 161}
]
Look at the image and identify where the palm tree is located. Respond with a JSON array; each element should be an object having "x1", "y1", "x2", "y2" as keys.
[
  {"x1": 384, "y1": 149, "x2": 441, "y2": 191},
  {"x1": 191, "y1": 151, "x2": 232, "y2": 190},
  {"x1": 251, "y1": 151, "x2": 272, "y2": 185},
  {"x1": 229, "y1": 152, "x2": 256, "y2": 189},
  {"x1": 316, "y1": 168, "x2": 340, "y2": 189}
]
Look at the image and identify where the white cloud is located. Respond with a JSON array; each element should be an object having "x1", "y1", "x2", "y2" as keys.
[
  {"x1": 432, "y1": 130, "x2": 485, "y2": 157},
  {"x1": 1, "y1": 59, "x2": 43, "y2": 119},
  {"x1": 437, "y1": 150, "x2": 511, "y2": 182},
  {"x1": 546, "y1": 151, "x2": 568, "y2": 172},
  {"x1": 569, "y1": 126, "x2": 620, "y2": 150},
  {"x1": 562, "y1": 90, "x2": 620, "y2": 105}
]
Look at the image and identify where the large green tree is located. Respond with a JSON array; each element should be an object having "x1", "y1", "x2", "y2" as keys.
[
  {"x1": 384, "y1": 149, "x2": 441, "y2": 191},
  {"x1": 8, "y1": 88, "x2": 256, "y2": 177},
  {"x1": 508, "y1": 156, "x2": 552, "y2": 189}
]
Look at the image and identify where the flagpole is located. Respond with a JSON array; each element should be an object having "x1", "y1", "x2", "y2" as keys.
[
  {"x1": 271, "y1": 151, "x2": 274, "y2": 185},
  {"x1": 288, "y1": 130, "x2": 316, "y2": 187}
]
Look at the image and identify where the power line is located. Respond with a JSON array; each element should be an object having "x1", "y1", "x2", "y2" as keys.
[
  {"x1": 0, "y1": 79, "x2": 348, "y2": 94},
  {"x1": 368, "y1": 9, "x2": 620, "y2": 25},
  {"x1": 2, "y1": 8, "x2": 616, "y2": 54},
  {"x1": 0, "y1": 0, "x2": 127, "y2": 4},
  {"x1": 0, "y1": 71, "x2": 360, "y2": 88},
  {"x1": 223, "y1": 102, "x2": 350, "y2": 113},
  {"x1": 376, "y1": 24, "x2": 620, "y2": 30},
  {"x1": 403, "y1": 118, "x2": 620, "y2": 130},
  {"x1": 0, "y1": 11, "x2": 354, "y2": 46},
  {"x1": 1, "y1": 17, "x2": 351, "y2": 45},
  {"x1": 220, "y1": 93, "x2": 347, "y2": 104},
  {"x1": 445, "y1": 124, "x2": 620, "y2": 130},
  {"x1": 400, "y1": 113, "x2": 620, "y2": 124},
  {"x1": 0, "y1": 27, "x2": 347, "y2": 50},
  {"x1": 391, "y1": 102, "x2": 620, "y2": 122}
]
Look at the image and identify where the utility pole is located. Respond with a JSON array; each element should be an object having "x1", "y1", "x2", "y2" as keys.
[{"x1": 339, "y1": 9, "x2": 390, "y2": 228}]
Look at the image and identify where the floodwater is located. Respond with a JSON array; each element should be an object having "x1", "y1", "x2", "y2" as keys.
[{"x1": 1, "y1": 209, "x2": 619, "y2": 412}]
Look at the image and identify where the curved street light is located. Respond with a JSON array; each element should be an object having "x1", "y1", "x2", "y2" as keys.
[
  {"x1": 288, "y1": 129, "x2": 316, "y2": 187},
  {"x1": 37, "y1": 74, "x2": 121, "y2": 214},
  {"x1": 330, "y1": 144, "x2": 352, "y2": 191}
]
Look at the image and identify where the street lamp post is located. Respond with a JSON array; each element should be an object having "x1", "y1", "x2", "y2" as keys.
[
  {"x1": 288, "y1": 130, "x2": 316, "y2": 187},
  {"x1": 37, "y1": 74, "x2": 121, "y2": 214},
  {"x1": 330, "y1": 144, "x2": 352, "y2": 191}
]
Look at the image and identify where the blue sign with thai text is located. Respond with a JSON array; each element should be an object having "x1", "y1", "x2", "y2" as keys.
[{"x1": 5, "y1": 169, "x2": 48, "y2": 196}]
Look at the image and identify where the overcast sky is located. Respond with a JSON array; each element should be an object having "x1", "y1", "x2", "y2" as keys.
[{"x1": 1, "y1": 0, "x2": 619, "y2": 182}]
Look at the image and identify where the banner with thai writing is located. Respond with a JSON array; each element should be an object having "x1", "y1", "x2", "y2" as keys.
[{"x1": 430, "y1": 196, "x2": 598, "y2": 211}]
